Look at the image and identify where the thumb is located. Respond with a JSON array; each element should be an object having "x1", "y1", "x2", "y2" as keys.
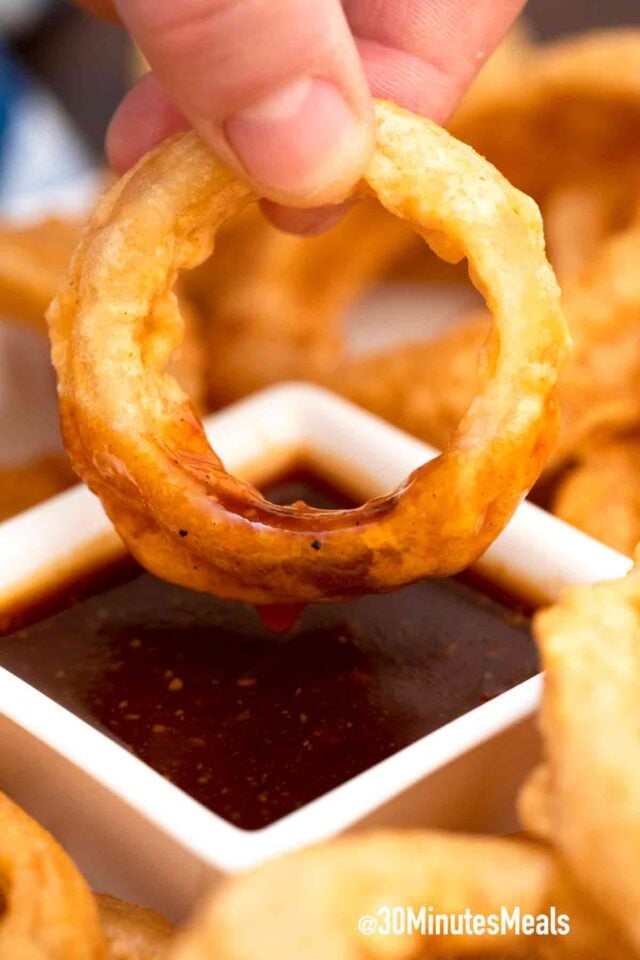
[{"x1": 112, "y1": 0, "x2": 374, "y2": 206}]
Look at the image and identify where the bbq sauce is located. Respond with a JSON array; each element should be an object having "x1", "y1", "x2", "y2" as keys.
[{"x1": 0, "y1": 473, "x2": 537, "y2": 830}]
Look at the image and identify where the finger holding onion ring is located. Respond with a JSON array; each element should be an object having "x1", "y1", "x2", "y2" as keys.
[{"x1": 47, "y1": 100, "x2": 568, "y2": 604}]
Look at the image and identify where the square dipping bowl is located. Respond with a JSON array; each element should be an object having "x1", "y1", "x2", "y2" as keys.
[{"x1": 0, "y1": 383, "x2": 630, "y2": 920}]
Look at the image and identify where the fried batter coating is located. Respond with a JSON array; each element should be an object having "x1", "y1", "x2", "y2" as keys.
[
  {"x1": 533, "y1": 563, "x2": 640, "y2": 952},
  {"x1": 47, "y1": 102, "x2": 566, "y2": 602},
  {"x1": 0, "y1": 216, "x2": 209, "y2": 406},
  {"x1": 452, "y1": 29, "x2": 640, "y2": 280},
  {"x1": 0, "y1": 790, "x2": 105, "y2": 958},
  {"x1": 551, "y1": 439, "x2": 640, "y2": 556},
  {"x1": 553, "y1": 227, "x2": 640, "y2": 467},
  {"x1": 452, "y1": 29, "x2": 640, "y2": 200},
  {"x1": 172, "y1": 832, "x2": 554, "y2": 959},
  {"x1": 97, "y1": 894, "x2": 173, "y2": 960},
  {"x1": 170, "y1": 834, "x2": 626, "y2": 959}
]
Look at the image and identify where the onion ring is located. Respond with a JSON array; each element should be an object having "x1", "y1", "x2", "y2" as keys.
[
  {"x1": 171, "y1": 831, "x2": 554, "y2": 959},
  {"x1": 551, "y1": 437, "x2": 640, "y2": 555},
  {"x1": 0, "y1": 789, "x2": 105, "y2": 958},
  {"x1": 47, "y1": 101, "x2": 567, "y2": 603},
  {"x1": 533, "y1": 563, "x2": 640, "y2": 951},
  {"x1": 170, "y1": 831, "x2": 620, "y2": 959},
  {"x1": 452, "y1": 29, "x2": 640, "y2": 283},
  {"x1": 452, "y1": 29, "x2": 640, "y2": 201},
  {"x1": 96, "y1": 894, "x2": 172, "y2": 959}
]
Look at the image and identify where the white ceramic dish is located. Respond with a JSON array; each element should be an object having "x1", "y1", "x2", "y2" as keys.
[{"x1": 0, "y1": 383, "x2": 631, "y2": 920}]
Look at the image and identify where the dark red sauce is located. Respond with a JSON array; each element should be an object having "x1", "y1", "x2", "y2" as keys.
[{"x1": 0, "y1": 473, "x2": 537, "y2": 830}]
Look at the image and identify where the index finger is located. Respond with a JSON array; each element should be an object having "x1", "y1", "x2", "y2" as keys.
[{"x1": 345, "y1": 0, "x2": 527, "y2": 121}]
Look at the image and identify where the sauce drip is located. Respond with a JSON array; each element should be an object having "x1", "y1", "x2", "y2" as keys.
[{"x1": 254, "y1": 603, "x2": 306, "y2": 634}]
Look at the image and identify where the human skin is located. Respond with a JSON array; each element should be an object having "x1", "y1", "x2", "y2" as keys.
[{"x1": 77, "y1": 0, "x2": 526, "y2": 232}]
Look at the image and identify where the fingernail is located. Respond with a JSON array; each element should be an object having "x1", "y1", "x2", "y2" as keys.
[{"x1": 224, "y1": 78, "x2": 371, "y2": 204}]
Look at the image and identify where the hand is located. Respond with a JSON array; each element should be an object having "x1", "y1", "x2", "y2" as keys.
[{"x1": 78, "y1": 0, "x2": 526, "y2": 231}]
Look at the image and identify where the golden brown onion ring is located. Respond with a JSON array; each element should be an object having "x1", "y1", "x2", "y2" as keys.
[
  {"x1": 551, "y1": 437, "x2": 640, "y2": 556},
  {"x1": 542, "y1": 176, "x2": 633, "y2": 283},
  {"x1": 96, "y1": 894, "x2": 172, "y2": 960},
  {"x1": 47, "y1": 101, "x2": 567, "y2": 603},
  {"x1": 0, "y1": 790, "x2": 105, "y2": 958},
  {"x1": 452, "y1": 29, "x2": 640, "y2": 285},
  {"x1": 0, "y1": 213, "x2": 209, "y2": 411},
  {"x1": 172, "y1": 831, "x2": 553, "y2": 959},
  {"x1": 551, "y1": 225, "x2": 640, "y2": 467},
  {"x1": 533, "y1": 563, "x2": 640, "y2": 953},
  {"x1": 170, "y1": 830, "x2": 622, "y2": 959},
  {"x1": 452, "y1": 29, "x2": 640, "y2": 202}
]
